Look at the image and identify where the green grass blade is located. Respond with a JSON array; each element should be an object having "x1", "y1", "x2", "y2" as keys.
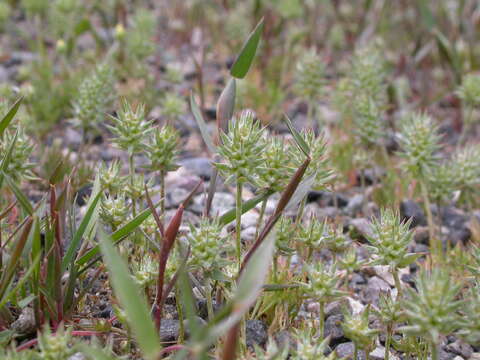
[
  {"x1": 99, "y1": 230, "x2": 161, "y2": 360},
  {"x1": 284, "y1": 114, "x2": 310, "y2": 156},
  {"x1": 62, "y1": 191, "x2": 102, "y2": 272},
  {"x1": 0, "y1": 97, "x2": 22, "y2": 137},
  {"x1": 190, "y1": 93, "x2": 216, "y2": 154},
  {"x1": 2, "y1": 172, "x2": 34, "y2": 215},
  {"x1": 230, "y1": 18, "x2": 264, "y2": 79},
  {"x1": 218, "y1": 191, "x2": 271, "y2": 226}
]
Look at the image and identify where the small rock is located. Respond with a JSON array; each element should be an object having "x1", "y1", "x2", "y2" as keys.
[
  {"x1": 326, "y1": 193, "x2": 349, "y2": 208},
  {"x1": 335, "y1": 342, "x2": 366, "y2": 360},
  {"x1": 241, "y1": 226, "x2": 257, "y2": 243},
  {"x1": 345, "y1": 194, "x2": 365, "y2": 216},
  {"x1": 326, "y1": 299, "x2": 351, "y2": 317},
  {"x1": 348, "y1": 218, "x2": 374, "y2": 242},
  {"x1": 166, "y1": 187, "x2": 189, "y2": 208},
  {"x1": 274, "y1": 330, "x2": 295, "y2": 352},
  {"x1": 179, "y1": 157, "x2": 213, "y2": 180},
  {"x1": 159, "y1": 319, "x2": 180, "y2": 342},
  {"x1": 445, "y1": 340, "x2": 473, "y2": 359},
  {"x1": 11, "y1": 307, "x2": 36, "y2": 335},
  {"x1": 361, "y1": 276, "x2": 391, "y2": 304},
  {"x1": 192, "y1": 192, "x2": 235, "y2": 216},
  {"x1": 324, "y1": 314, "x2": 345, "y2": 345},
  {"x1": 68, "y1": 353, "x2": 87, "y2": 360},
  {"x1": 441, "y1": 207, "x2": 468, "y2": 229},
  {"x1": 350, "y1": 273, "x2": 367, "y2": 292},
  {"x1": 400, "y1": 200, "x2": 427, "y2": 227},
  {"x1": 439, "y1": 348, "x2": 456, "y2": 360},
  {"x1": 246, "y1": 319, "x2": 268, "y2": 349}
]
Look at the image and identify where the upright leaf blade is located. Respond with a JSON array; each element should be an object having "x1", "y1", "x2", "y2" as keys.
[
  {"x1": 99, "y1": 231, "x2": 161, "y2": 360},
  {"x1": 284, "y1": 114, "x2": 310, "y2": 156},
  {"x1": 190, "y1": 93, "x2": 216, "y2": 154},
  {"x1": 0, "y1": 97, "x2": 22, "y2": 137},
  {"x1": 230, "y1": 18, "x2": 264, "y2": 79}
]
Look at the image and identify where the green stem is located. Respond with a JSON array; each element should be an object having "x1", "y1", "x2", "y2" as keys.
[
  {"x1": 392, "y1": 267, "x2": 402, "y2": 299},
  {"x1": 319, "y1": 301, "x2": 325, "y2": 340},
  {"x1": 205, "y1": 277, "x2": 214, "y2": 321},
  {"x1": 354, "y1": 342, "x2": 359, "y2": 360},
  {"x1": 420, "y1": 180, "x2": 439, "y2": 260},
  {"x1": 254, "y1": 197, "x2": 268, "y2": 240},
  {"x1": 430, "y1": 341, "x2": 439, "y2": 360},
  {"x1": 175, "y1": 285, "x2": 185, "y2": 343},
  {"x1": 385, "y1": 325, "x2": 392, "y2": 360},
  {"x1": 129, "y1": 152, "x2": 136, "y2": 217},
  {"x1": 160, "y1": 169, "x2": 166, "y2": 220},
  {"x1": 235, "y1": 180, "x2": 243, "y2": 271}
]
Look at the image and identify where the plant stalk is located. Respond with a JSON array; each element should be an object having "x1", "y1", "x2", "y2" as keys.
[{"x1": 235, "y1": 179, "x2": 243, "y2": 271}]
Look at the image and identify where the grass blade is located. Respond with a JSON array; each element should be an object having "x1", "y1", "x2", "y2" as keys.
[
  {"x1": 230, "y1": 18, "x2": 264, "y2": 79},
  {"x1": 284, "y1": 114, "x2": 310, "y2": 156},
  {"x1": 2, "y1": 172, "x2": 33, "y2": 215},
  {"x1": 99, "y1": 230, "x2": 161, "y2": 360},
  {"x1": 0, "y1": 97, "x2": 22, "y2": 137},
  {"x1": 218, "y1": 191, "x2": 272, "y2": 226},
  {"x1": 191, "y1": 92, "x2": 216, "y2": 154}
]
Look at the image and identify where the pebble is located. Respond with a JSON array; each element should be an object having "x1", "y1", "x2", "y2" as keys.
[
  {"x1": 348, "y1": 218, "x2": 374, "y2": 242},
  {"x1": 192, "y1": 192, "x2": 235, "y2": 216},
  {"x1": 445, "y1": 340, "x2": 474, "y2": 359},
  {"x1": 345, "y1": 194, "x2": 365, "y2": 216},
  {"x1": 335, "y1": 342, "x2": 366, "y2": 360},
  {"x1": 246, "y1": 319, "x2": 268, "y2": 349},
  {"x1": 179, "y1": 157, "x2": 213, "y2": 180},
  {"x1": 324, "y1": 314, "x2": 345, "y2": 344},
  {"x1": 400, "y1": 200, "x2": 427, "y2": 227}
]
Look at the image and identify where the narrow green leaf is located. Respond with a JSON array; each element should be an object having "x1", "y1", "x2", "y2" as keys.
[
  {"x1": 216, "y1": 78, "x2": 236, "y2": 134},
  {"x1": 0, "y1": 130, "x2": 18, "y2": 188},
  {"x1": 230, "y1": 18, "x2": 264, "y2": 79},
  {"x1": 0, "y1": 97, "x2": 22, "y2": 137},
  {"x1": 62, "y1": 191, "x2": 102, "y2": 271},
  {"x1": 76, "y1": 206, "x2": 153, "y2": 267},
  {"x1": 284, "y1": 114, "x2": 310, "y2": 156},
  {"x1": 99, "y1": 231, "x2": 161, "y2": 360},
  {"x1": 3, "y1": 172, "x2": 33, "y2": 215},
  {"x1": 190, "y1": 93, "x2": 216, "y2": 154}
]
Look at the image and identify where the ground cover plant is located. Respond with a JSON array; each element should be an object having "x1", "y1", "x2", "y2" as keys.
[{"x1": 1, "y1": 0, "x2": 480, "y2": 359}]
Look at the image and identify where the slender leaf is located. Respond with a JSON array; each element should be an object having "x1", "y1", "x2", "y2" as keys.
[
  {"x1": 0, "y1": 97, "x2": 22, "y2": 137},
  {"x1": 2, "y1": 172, "x2": 33, "y2": 215},
  {"x1": 284, "y1": 114, "x2": 310, "y2": 156},
  {"x1": 218, "y1": 191, "x2": 272, "y2": 226},
  {"x1": 216, "y1": 78, "x2": 236, "y2": 135},
  {"x1": 191, "y1": 93, "x2": 216, "y2": 154},
  {"x1": 230, "y1": 18, "x2": 264, "y2": 79},
  {"x1": 99, "y1": 231, "x2": 161, "y2": 360}
]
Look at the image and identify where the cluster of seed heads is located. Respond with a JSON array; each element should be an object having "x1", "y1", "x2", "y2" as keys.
[
  {"x1": 296, "y1": 217, "x2": 327, "y2": 250},
  {"x1": 73, "y1": 63, "x2": 115, "y2": 134},
  {"x1": 353, "y1": 94, "x2": 385, "y2": 147},
  {"x1": 294, "y1": 48, "x2": 326, "y2": 103},
  {"x1": 342, "y1": 306, "x2": 378, "y2": 352},
  {"x1": 100, "y1": 194, "x2": 130, "y2": 229},
  {"x1": 294, "y1": 330, "x2": 335, "y2": 360},
  {"x1": 303, "y1": 262, "x2": 344, "y2": 301},
  {"x1": 366, "y1": 208, "x2": 416, "y2": 269},
  {"x1": 457, "y1": 73, "x2": 480, "y2": 110},
  {"x1": 188, "y1": 218, "x2": 224, "y2": 272},
  {"x1": 215, "y1": 110, "x2": 266, "y2": 184},
  {"x1": 145, "y1": 124, "x2": 180, "y2": 173},
  {"x1": 0, "y1": 127, "x2": 35, "y2": 182}
]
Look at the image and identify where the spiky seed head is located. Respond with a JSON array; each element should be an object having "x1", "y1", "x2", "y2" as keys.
[
  {"x1": 125, "y1": 8, "x2": 156, "y2": 61},
  {"x1": 400, "y1": 268, "x2": 464, "y2": 344},
  {"x1": 353, "y1": 94, "x2": 385, "y2": 147},
  {"x1": 37, "y1": 325, "x2": 74, "y2": 360},
  {"x1": 457, "y1": 284, "x2": 480, "y2": 344},
  {"x1": 342, "y1": 306, "x2": 378, "y2": 350},
  {"x1": 323, "y1": 223, "x2": 348, "y2": 253},
  {"x1": 188, "y1": 218, "x2": 224, "y2": 272},
  {"x1": 73, "y1": 63, "x2": 115, "y2": 133},
  {"x1": 257, "y1": 137, "x2": 296, "y2": 192},
  {"x1": 303, "y1": 262, "x2": 345, "y2": 301},
  {"x1": 108, "y1": 101, "x2": 153, "y2": 155},
  {"x1": 338, "y1": 247, "x2": 365, "y2": 273},
  {"x1": 366, "y1": 208, "x2": 416, "y2": 269},
  {"x1": 293, "y1": 329, "x2": 337, "y2": 360},
  {"x1": 160, "y1": 93, "x2": 186, "y2": 121},
  {"x1": 145, "y1": 125, "x2": 180, "y2": 172},
  {"x1": 275, "y1": 216, "x2": 296, "y2": 255},
  {"x1": 0, "y1": 127, "x2": 35, "y2": 182},
  {"x1": 426, "y1": 162, "x2": 457, "y2": 204},
  {"x1": 125, "y1": 173, "x2": 153, "y2": 201},
  {"x1": 397, "y1": 112, "x2": 442, "y2": 180},
  {"x1": 294, "y1": 48, "x2": 326, "y2": 102},
  {"x1": 296, "y1": 218, "x2": 327, "y2": 250},
  {"x1": 452, "y1": 143, "x2": 480, "y2": 189},
  {"x1": 374, "y1": 291, "x2": 405, "y2": 326},
  {"x1": 457, "y1": 73, "x2": 480, "y2": 110},
  {"x1": 99, "y1": 160, "x2": 125, "y2": 195},
  {"x1": 132, "y1": 255, "x2": 158, "y2": 288},
  {"x1": 215, "y1": 110, "x2": 266, "y2": 184},
  {"x1": 100, "y1": 194, "x2": 130, "y2": 229}
]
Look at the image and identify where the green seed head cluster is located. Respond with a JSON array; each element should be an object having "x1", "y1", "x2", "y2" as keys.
[
  {"x1": 398, "y1": 112, "x2": 442, "y2": 180},
  {"x1": 366, "y1": 208, "x2": 415, "y2": 269},
  {"x1": 109, "y1": 101, "x2": 153, "y2": 155},
  {"x1": 0, "y1": 127, "x2": 35, "y2": 182},
  {"x1": 323, "y1": 223, "x2": 348, "y2": 253},
  {"x1": 37, "y1": 326, "x2": 73, "y2": 360},
  {"x1": 452, "y1": 144, "x2": 480, "y2": 189},
  {"x1": 293, "y1": 329, "x2": 336, "y2": 360},
  {"x1": 353, "y1": 94, "x2": 384, "y2": 147},
  {"x1": 216, "y1": 110, "x2": 266, "y2": 184},
  {"x1": 160, "y1": 93, "x2": 186, "y2": 121},
  {"x1": 457, "y1": 73, "x2": 480, "y2": 109},
  {"x1": 126, "y1": 8, "x2": 156, "y2": 61},
  {"x1": 296, "y1": 218, "x2": 327, "y2": 249},
  {"x1": 254, "y1": 339, "x2": 289, "y2": 360},
  {"x1": 303, "y1": 262, "x2": 345, "y2": 301},
  {"x1": 99, "y1": 160, "x2": 125, "y2": 195},
  {"x1": 275, "y1": 216, "x2": 296, "y2": 255},
  {"x1": 188, "y1": 218, "x2": 224, "y2": 271},
  {"x1": 458, "y1": 285, "x2": 480, "y2": 344},
  {"x1": 342, "y1": 307, "x2": 378, "y2": 350},
  {"x1": 338, "y1": 248, "x2": 365, "y2": 273},
  {"x1": 141, "y1": 215, "x2": 158, "y2": 238},
  {"x1": 100, "y1": 194, "x2": 130, "y2": 229},
  {"x1": 400, "y1": 268, "x2": 463, "y2": 344},
  {"x1": 292, "y1": 131, "x2": 335, "y2": 190},
  {"x1": 125, "y1": 173, "x2": 153, "y2": 201},
  {"x1": 73, "y1": 63, "x2": 115, "y2": 133},
  {"x1": 257, "y1": 137, "x2": 296, "y2": 192},
  {"x1": 132, "y1": 256, "x2": 158, "y2": 288},
  {"x1": 145, "y1": 125, "x2": 180, "y2": 172},
  {"x1": 294, "y1": 48, "x2": 326, "y2": 102},
  {"x1": 426, "y1": 162, "x2": 457, "y2": 204},
  {"x1": 374, "y1": 291, "x2": 404, "y2": 326}
]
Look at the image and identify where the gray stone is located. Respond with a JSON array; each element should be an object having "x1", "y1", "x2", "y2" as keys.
[
  {"x1": 335, "y1": 342, "x2": 366, "y2": 360},
  {"x1": 324, "y1": 314, "x2": 345, "y2": 344},
  {"x1": 11, "y1": 307, "x2": 36, "y2": 335},
  {"x1": 348, "y1": 218, "x2": 374, "y2": 242},
  {"x1": 68, "y1": 353, "x2": 87, "y2": 360},
  {"x1": 361, "y1": 276, "x2": 391, "y2": 304},
  {"x1": 241, "y1": 226, "x2": 257, "y2": 243},
  {"x1": 274, "y1": 330, "x2": 295, "y2": 352},
  {"x1": 160, "y1": 319, "x2": 180, "y2": 342},
  {"x1": 179, "y1": 157, "x2": 213, "y2": 180},
  {"x1": 345, "y1": 194, "x2": 365, "y2": 216},
  {"x1": 400, "y1": 200, "x2": 426, "y2": 227},
  {"x1": 445, "y1": 340, "x2": 473, "y2": 359},
  {"x1": 246, "y1": 319, "x2": 268, "y2": 349},
  {"x1": 192, "y1": 192, "x2": 235, "y2": 216}
]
